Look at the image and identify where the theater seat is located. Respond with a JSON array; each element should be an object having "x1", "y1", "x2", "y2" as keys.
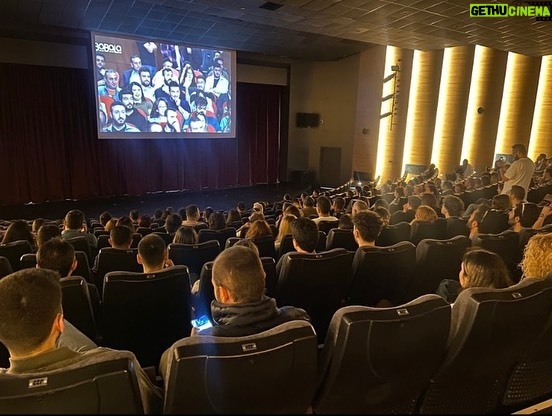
[
  {"x1": 162, "y1": 320, "x2": 318, "y2": 414},
  {"x1": 167, "y1": 241, "x2": 220, "y2": 285},
  {"x1": 418, "y1": 278, "x2": 552, "y2": 414},
  {"x1": 409, "y1": 218, "x2": 447, "y2": 246},
  {"x1": 0, "y1": 352, "x2": 144, "y2": 414},
  {"x1": 94, "y1": 247, "x2": 141, "y2": 297},
  {"x1": 101, "y1": 265, "x2": 193, "y2": 369},
  {"x1": 275, "y1": 248, "x2": 354, "y2": 344},
  {"x1": 197, "y1": 227, "x2": 236, "y2": 248},
  {"x1": 0, "y1": 240, "x2": 33, "y2": 272},
  {"x1": 312, "y1": 295, "x2": 451, "y2": 414},
  {"x1": 474, "y1": 229, "x2": 522, "y2": 283},
  {"x1": 325, "y1": 228, "x2": 357, "y2": 252},
  {"x1": 375, "y1": 222, "x2": 411, "y2": 247},
  {"x1": 60, "y1": 276, "x2": 98, "y2": 342},
  {"x1": 20, "y1": 252, "x2": 92, "y2": 285}
]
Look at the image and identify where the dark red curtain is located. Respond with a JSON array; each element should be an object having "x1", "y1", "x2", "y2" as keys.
[{"x1": 0, "y1": 63, "x2": 285, "y2": 206}]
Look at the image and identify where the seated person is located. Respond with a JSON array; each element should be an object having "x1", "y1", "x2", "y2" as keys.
[
  {"x1": 352, "y1": 211, "x2": 383, "y2": 248},
  {"x1": 137, "y1": 234, "x2": 175, "y2": 274},
  {"x1": 172, "y1": 226, "x2": 198, "y2": 244},
  {"x1": 436, "y1": 248, "x2": 513, "y2": 304},
  {"x1": 92, "y1": 225, "x2": 134, "y2": 275},
  {"x1": 0, "y1": 268, "x2": 162, "y2": 413},
  {"x1": 313, "y1": 196, "x2": 338, "y2": 224},
  {"x1": 61, "y1": 209, "x2": 98, "y2": 249},
  {"x1": 520, "y1": 233, "x2": 552, "y2": 280},
  {"x1": 508, "y1": 202, "x2": 540, "y2": 233},
  {"x1": 159, "y1": 245, "x2": 310, "y2": 378}
]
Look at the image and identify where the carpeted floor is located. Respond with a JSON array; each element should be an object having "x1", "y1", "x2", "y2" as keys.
[{"x1": 0, "y1": 183, "x2": 311, "y2": 222}]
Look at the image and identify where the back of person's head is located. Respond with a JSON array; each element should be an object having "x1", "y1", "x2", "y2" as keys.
[
  {"x1": 442, "y1": 180, "x2": 453, "y2": 191},
  {"x1": 185, "y1": 204, "x2": 200, "y2": 220},
  {"x1": 104, "y1": 218, "x2": 117, "y2": 232},
  {"x1": 64, "y1": 210, "x2": 85, "y2": 230},
  {"x1": 276, "y1": 215, "x2": 296, "y2": 243},
  {"x1": 36, "y1": 224, "x2": 61, "y2": 248},
  {"x1": 512, "y1": 202, "x2": 541, "y2": 228},
  {"x1": 0, "y1": 268, "x2": 62, "y2": 356},
  {"x1": 138, "y1": 214, "x2": 152, "y2": 228},
  {"x1": 510, "y1": 185, "x2": 526, "y2": 202},
  {"x1": 284, "y1": 204, "x2": 302, "y2": 218},
  {"x1": 208, "y1": 212, "x2": 226, "y2": 230},
  {"x1": 373, "y1": 207, "x2": 390, "y2": 226},
  {"x1": 473, "y1": 204, "x2": 491, "y2": 225},
  {"x1": 291, "y1": 217, "x2": 319, "y2": 253},
  {"x1": 32, "y1": 218, "x2": 45, "y2": 234},
  {"x1": 36, "y1": 237, "x2": 75, "y2": 277},
  {"x1": 129, "y1": 209, "x2": 140, "y2": 222},
  {"x1": 407, "y1": 195, "x2": 422, "y2": 210},
  {"x1": 460, "y1": 248, "x2": 513, "y2": 289},
  {"x1": 492, "y1": 194, "x2": 511, "y2": 211},
  {"x1": 512, "y1": 143, "x2": 528, "y2": 156},
  {"x1": 316, "y1": 196, "x2": 331, "y2": 215},
  {"x1": 521, "y1": 233, "x2": 552, "y2": 279},
  {"x1": 137, "y1": 234, "x2": 166, "y2": 269},
  {"x1": 442, "y1": 195, "x2": 465, "y2": 217},
  {"x1": 237, "y1": 201, "x2": 246, "y2": 212},
  {"x1": 420, "y1": 192, "x2": 438, "y2": 208},
  {"x1": 212, "y1": 245, "x2": 265, "y2": 303},
  {"x1": 481, "y1": 174, "x2": 491, "y2": 186},
  {"x1": 109, "y1": 225, "x2": 133, "y2": 249},
  {"x1": 116, "y1": 215, "x2": 135, "y2": 233},
  {"x1": 245, "y1": 220, "x2": 272, "y2": 240},
  {"x1": 173, "y1": 226, "x2": 198, "y2": 244},
  {"x1": 333, "y1": 197, "x2": 345, "y2": 211},
  {"x1": 371, "y1": 198, "x2": 389, "y2": 211},
  {"x1": 352, "y1": 211, "x2": 383, "y2": 243},
  {"x1": 304, "y1": 196, "x2": 315, "y2": 208},
  {"x1": 226, "y1": 209, "x2": 242, "y2": 225},
  {"x1": 415, "y1": 205, "x2": 438, "y2": 222},
  {"x1": 99, "y1": 211, "x2": 112, "y2": 227},
  {"x1": 165, "y1": 213, "x2": 183, "y2": 234},
  {"x1": 153, "y1": 209, "x2": 163, "y2": 219},
  {"x1": 352, "y1": 200, "x2": 369, "y2": 214},
  {"x1": 252, "y1": 202, "x2": 264, "y2": 213},
  {"x1": 248, "y1": 212, "x2": 265, "y2": 224},
  {"x1": 1, "y1": 220, "x2": 34, "y2": 246},
  {"x1": 233, "y1": 238, "x2": 260, "y2": 257},
  {"x1": 338, "y1": 213, "x2": 353, "y2": 230}
]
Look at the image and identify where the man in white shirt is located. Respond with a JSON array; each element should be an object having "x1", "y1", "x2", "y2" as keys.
[{"x1": 499, "y1": 143, "x2": 535, "y2": 196}]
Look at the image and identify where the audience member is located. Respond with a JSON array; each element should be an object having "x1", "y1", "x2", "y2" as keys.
[
  {"x1": 1, "y1": 220, "x2": 36, "y2": 249},
  {"x1": 137, "y1": 234, "x2": 174, "y2": 273},
  {"x1": 508, "y1": 202, "x2": 540, "y2": 232},
  {"x1": 499, "y1": 143, "x2": 535, "y2": 196},
  {"x1": 436, "y1": 248, "x2": 513, "y2": 304},
  {"x1": 412, "y1": 205, "x2": 438, "y2": 223},
  {"x1": 313, "y1": 196, "x2": 338, "y2": 224},
  {"x1": 275, "y1": 214, "x2": 296, "y2": 250},
  {"x1": 61, "y1": 210, "x2": 97, "y2": 248},
  {"x1": 338, "y1": 213, "x2": 353, "y2": 230},
  {"x1": 520, "y1": 233, "x2": 552, "y2": 279},
  {"x1": 0, "y1": 268, "x2": 162, "y2": 413},
  {"x1": 245, "y1": 220, "x2": 272, "y2": 240},
  {"x1": 36, "y1": 224, "x2": 62, "y2": 248},
  {"x1": 116, "y1": 215, "x2": 136, "y2": 233},
  {"x1": 208, "y1": 212, "x2": 226, "y2": 230},
  {"x1": 172, "y1": 226, "x2": 198, "y2": 244},
  {"x1": 182, "y1": 205, "x2": 201, "y2": 227},
  {"x1": 352, "y1": 211, "x2": 383, "y2": 248},
  {"x1": 164, "y1": 213, "x2": 182, "y2": 235}
]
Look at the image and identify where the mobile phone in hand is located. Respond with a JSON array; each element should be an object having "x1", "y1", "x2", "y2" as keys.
[{"x1": 191, "y1": 315, "x2": 213, "y2": 331}]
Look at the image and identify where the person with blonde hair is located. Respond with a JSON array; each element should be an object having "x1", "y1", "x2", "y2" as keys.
[
  {"x1": 437, "y1": 248, "x2": 514, "y2": 304},
  {"x1": 245, "y1": 219, "x2": 272, "y2": 240},
  {"x1": 412, "y1": 205, "x2": 438, "y2": 223},
  {"x1": 275, "y1": 214, "x2": 296, "y2": 250},
  {"x1": 520, "y1": 233, "x2": 552, "y2": 280}
]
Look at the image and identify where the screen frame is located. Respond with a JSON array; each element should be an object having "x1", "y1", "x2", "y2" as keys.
[{"x1": 92, "y1": 31, "x2": 237, "y2": 139}]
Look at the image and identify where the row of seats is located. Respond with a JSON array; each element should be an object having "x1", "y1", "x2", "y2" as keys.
[{"x1": 3, "y1": 277, "x2": 552, "y2": 414}]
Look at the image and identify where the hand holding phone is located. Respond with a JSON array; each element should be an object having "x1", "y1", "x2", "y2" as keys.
[{"x1": 191, "y1": 315, "x2": 213, "y2": 331}]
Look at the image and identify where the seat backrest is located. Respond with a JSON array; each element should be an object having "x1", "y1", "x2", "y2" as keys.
[
  {"x1": 277, "y1": 234, "x2": 295, "y2": 259},
  {"x1": 409, "y1": 218, "x2": 447, "y2": 246},
  {"x1": 375, "y1": 222, "x2": 411, "y2": 247},
  {"x1": 60, "y1": 276, "x2": 97, "y2": 342},
  {"x1": 445, "y1": 217, "x2": 469, "y2": 239},
  {"x1": 474, "y1": 229, "x2": 522, "y2": 282},
  {"x1": 479, "y1": 209, "x2": 510, "y2": 234},
  {"x1": 251, "y1": 235, "x2": 277, "y2": 259},
  {"x1": 276, "y1": 248, "x2": 354, "y2": 344},
  {"x1": 152, "y1": 232, "x2": 174, "y2": 246},
  {"x1": 163, "y1": 320, "x2": 318, "y2": 414},
  {"x1": 65, "y1": 236, "x2": 94, "y2": 267},
  {"x1": 197, "y1": 227, "x2": 236, "y2": 248},
  {"x1": 313, "y1": 295, "x2": 452, "y2": 414},
  {"x1": 195, "y1": 257, "x2": 277, "y2": 321},
  {"x1": 101, "y1": 265, "x2": 192, "y2": 369},
  {"x1": 0, "y1": 240, "x2": 33, "y2": 272},
  {"x1": 167, "y1": 241, "x2": 220, "y2": 282},
  {"x1": 95, "y1": 248, "x2": 141, "y2": 296},
  {"x1": 348, "y1": 241, "x2": 416, "y2": 307},
  {"x1": 317, "y1": 220, "x2": 339, "y2": 235},
  {"x1": 0, "y1": 256, "x2": 13, "y2": 279},
  {"x1": 96, "y1": 234, "x2": 111, "y2": 250},
  {"x1": 136, "y1": 227, "x2": 153, "y2": 237},
  {"x1": 316, "y1": 231, "x2": 327, "y2": 252},
  {"x1": 325, "y1": 228, "x2": 357, "y2": 252},
  {"x1": 19, "y1": 253, "x2": 37, "y2": 270},
  {"x1": 407, "y1": 235, "x2": 471, "y2": 301},
  {"x1": 419, "y1": 278, "x2": 552, "y2": 414},
  {"x1": 0, "y1": 352, "x2": 144, "y2": 414}
]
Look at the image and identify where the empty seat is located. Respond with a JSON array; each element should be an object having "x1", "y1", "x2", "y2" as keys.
[
  {"x1": 325, "y1": 228, "x2": 357, "y2": 252},
  {"x1": 409, "y1": 218, "x2": 447, "y2": 246},
  {"x1": 251, "y1": 235, "x2": 277, "y2": 259},
  {"x1": 445, "y1": 216, "x2": 470, "y2": 239},
  {"x1": 101, "y1": 265, "x2": 193, "y2": 369},
  {"x1": 375, "y1": 222, "x2": 411, "y2": 247},
  {"x1": 474, "y1": 229, "x2": 522, "y2": 283},
  {"x1": 197, "y1": 227, "x2": 236, "y2": 248},
  {"x1": 94, "y1": 248, "x2": 141, "y2": 296},
  {"x1": 348, "y1": 241, "x2": 416, "y2": 307},
  {"x1": 167, "y1": 241, "x2": 220, "y2": 285},
  {"x1": 406, "y1": 235, "x2": 471, "y2": 301},
  {"x1": 0, "y1": 352, "x2": 144, "y2": 414},
  {"x1": 312, "y1": 295, "x2": 452, "y2": 414},
  {"x1": 275, "y1": 248, "x2": 354, "y2": 344},
  {"x1": 65, "y1": 236, "x2": 95, "y2": 267},
  {"x1": 0, "y1": 240, "x2": 33, "y2": 272},
  {"x1": 162, "y1": 320, "x2": 318, "y2": 414},
  {"x1": 317, "y1": 220, "x2": 339, "y2": 235},
  {"x1": 418, "y1": 278, "x2": 552, "y2": 414}
]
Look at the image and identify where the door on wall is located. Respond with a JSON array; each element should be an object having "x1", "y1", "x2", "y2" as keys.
[{"x1": 319, "y1": 147, "x2": 341, "y2": 188}]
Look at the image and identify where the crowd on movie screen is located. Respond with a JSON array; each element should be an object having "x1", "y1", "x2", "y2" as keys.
[{"x1": 96, "y1": 41, "x2": 231, "y2": 134}]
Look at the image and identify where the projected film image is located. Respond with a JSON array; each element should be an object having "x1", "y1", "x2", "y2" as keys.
[{"x1": 93, "y1": 32, "x2": 235, "y2": 139}]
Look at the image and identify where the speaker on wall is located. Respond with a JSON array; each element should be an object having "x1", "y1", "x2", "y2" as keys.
[{"x1": 296, "y1": 112, "x2": 320, "y2": 128}]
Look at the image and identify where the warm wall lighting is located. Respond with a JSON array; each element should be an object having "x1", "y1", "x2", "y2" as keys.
[{"x1": 528, "y1": 55, "x2": 552, "y2": 159}]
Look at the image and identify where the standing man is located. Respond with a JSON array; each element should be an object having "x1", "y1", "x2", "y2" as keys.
[{"x1": 499, "y1": 143, "x2": 535, "y2": 196}]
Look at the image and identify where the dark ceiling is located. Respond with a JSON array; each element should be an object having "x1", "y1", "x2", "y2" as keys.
[{"x1": 1, "y1": 0, "x2": 552, "y2": 61}]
